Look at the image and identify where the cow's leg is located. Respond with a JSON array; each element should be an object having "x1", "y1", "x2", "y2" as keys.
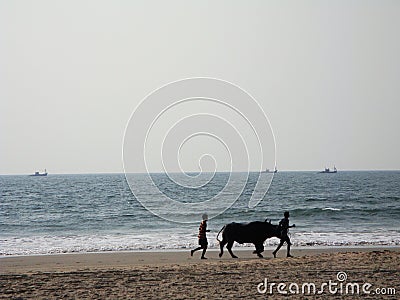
[
  {"x1": 219, "y1": 239, "x2": 227, "y2": 258},
  {"x1": 226, "y1": 241, "x2": 238, "y2": 258},
  {"x1": 254, "y1": 243, "x2": 264, "y2": 258},
  {"x1": 253, "y1": 243, "x2": 263, "y2": 253}
]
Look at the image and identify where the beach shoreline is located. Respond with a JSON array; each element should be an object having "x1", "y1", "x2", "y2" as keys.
[
  {"x1": 1, "y1": 245, "x2": 399, "y2": 273},
  {"x1": 1, "y1": 247, "x2": 399, "y2": 299}
]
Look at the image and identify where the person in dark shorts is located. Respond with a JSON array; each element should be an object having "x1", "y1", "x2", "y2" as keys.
[
  {"x1": 191, "y1": 214, "x2": 210, "y2": 259},
  {"x1": 273, "y1": 211, "x2": 296, "y2": 258}
]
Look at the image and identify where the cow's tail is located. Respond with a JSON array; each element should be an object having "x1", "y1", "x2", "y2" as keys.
[{"x1": 216, "y1": 225, "x2": 226, "y2": 243}]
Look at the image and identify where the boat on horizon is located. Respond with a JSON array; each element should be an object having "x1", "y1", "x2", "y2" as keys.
[
  {"x1": 29, "y1": 169, "x2": 48, "y2": 176},
  {"x1": 319, "y1": 166, "x2": 337, "y2": 174},
  {"x1": 263, "y1": 166, "x2": 278, "y2": 173}
]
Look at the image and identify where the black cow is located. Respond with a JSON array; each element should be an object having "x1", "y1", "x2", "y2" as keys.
[{"x1": 217, "y1": 220, "x2": 280, "y2": 258}]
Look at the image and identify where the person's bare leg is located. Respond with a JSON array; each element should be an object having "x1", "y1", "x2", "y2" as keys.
[
  {"x1": 191, "y1": 246, "x2": 202, "y2": 256},
  {"x1": 273, "y1": 240, "x2": 284, "y2": 258},
  {"x1": 286, "y1": 239, "x2": 293, "y2": 257},
  {"x1": 201, "y1": 246, "x2": 207, "y2": 259}
]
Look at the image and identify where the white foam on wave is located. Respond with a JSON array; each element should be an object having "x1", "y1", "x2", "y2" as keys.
[{"x1": 1, "y1": 230, "x2": 399, "y2": 256}]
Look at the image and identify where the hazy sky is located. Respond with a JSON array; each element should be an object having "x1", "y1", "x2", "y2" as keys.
[{"x1": 1, "y1": 1, "x2": 399, "y2": 174}]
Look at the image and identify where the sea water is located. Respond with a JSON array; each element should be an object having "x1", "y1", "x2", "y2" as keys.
[{"x1": 0, "y1": 171, "x2": 399, "y2": 255}]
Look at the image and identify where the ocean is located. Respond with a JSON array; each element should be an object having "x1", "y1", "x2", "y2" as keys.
[{"x1": 1, "y1": 171, "x2": 399, "y2": 256}]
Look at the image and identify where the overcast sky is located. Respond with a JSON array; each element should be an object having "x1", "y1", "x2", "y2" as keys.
[{"x1": 1, "y1": 1, "x2": 399, "y2": 174}]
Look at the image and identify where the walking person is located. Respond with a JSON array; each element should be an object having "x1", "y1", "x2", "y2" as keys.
[
  {"x1": 191, "y1": 214, "x2": 210, "y2": 259},
  {"x1": 273, "y1": 211, "x2": 296, "y2": 258}
]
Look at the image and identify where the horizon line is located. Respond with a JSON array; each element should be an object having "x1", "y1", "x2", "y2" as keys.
[{"x1": 2, "y1": 169, "x2": 400, "y2": 176}]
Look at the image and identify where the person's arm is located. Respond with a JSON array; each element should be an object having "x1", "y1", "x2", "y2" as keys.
[{"x1": 289, "y1": 224, "x2": 296, "y2": 228}]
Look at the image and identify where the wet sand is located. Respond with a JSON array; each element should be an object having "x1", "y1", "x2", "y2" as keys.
[{"x1": 1, "y1": 247, "x2": 399, "y2": 299}]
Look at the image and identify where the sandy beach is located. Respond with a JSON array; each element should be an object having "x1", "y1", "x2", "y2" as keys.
[{"x1": 1, "y1": 247, "x2": 398, "y2": 299}]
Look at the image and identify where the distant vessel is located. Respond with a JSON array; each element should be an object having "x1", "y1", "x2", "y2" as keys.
[
  {"x1": 263, "y1": 166, "x2": 278, "y2": 173},
  {"x1": 319, "y1": 166, "x2": 337, "y2": 174},
  {"x1": 30, "y1": 169, "x2": 48, "y2": 176}
]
